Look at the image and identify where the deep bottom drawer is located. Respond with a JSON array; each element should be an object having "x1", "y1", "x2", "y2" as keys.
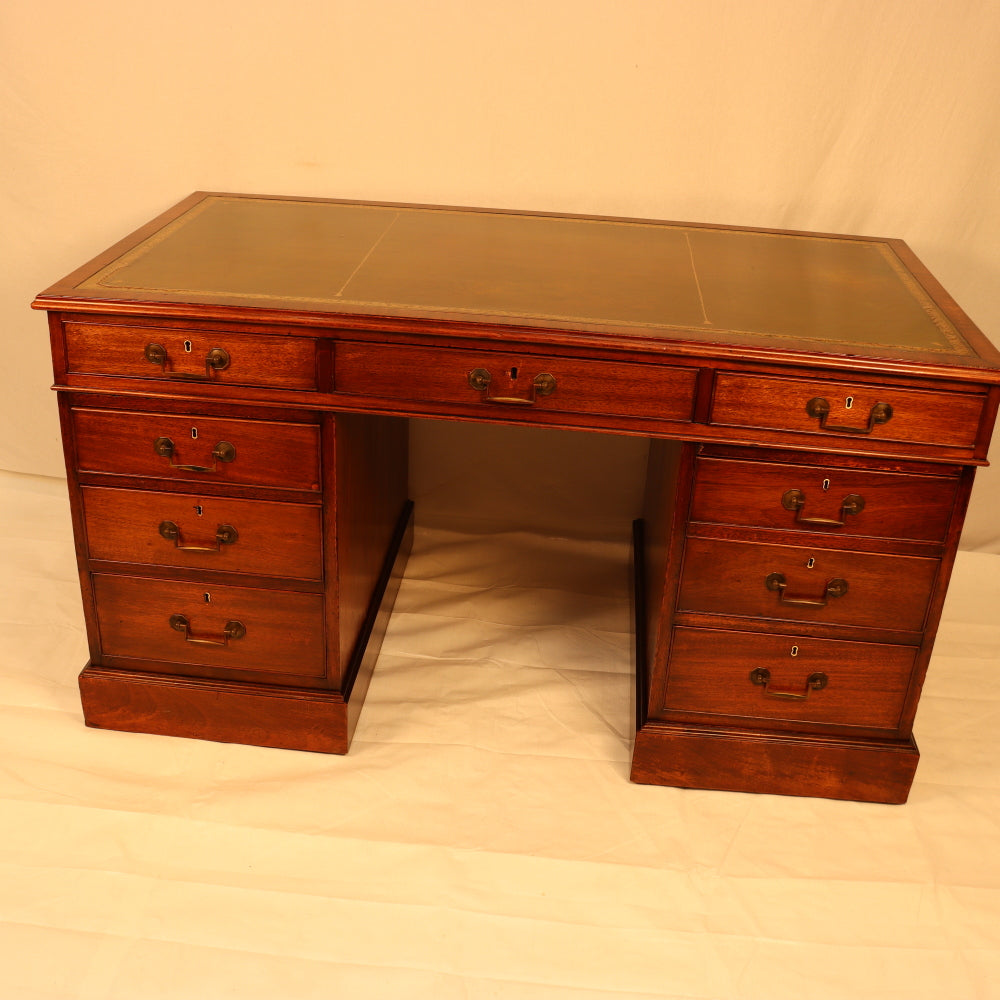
[
  {"x1": 662, "y1": 626, "x2": 917, "y2": 730},
  {"x1": 93, "y1": 575, "x2": 326, "y2": 678}
]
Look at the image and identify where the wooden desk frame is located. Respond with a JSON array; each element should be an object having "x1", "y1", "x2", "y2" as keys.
[{"x1": 34, "y1": 193, "x2": 1000, "y2": 804}]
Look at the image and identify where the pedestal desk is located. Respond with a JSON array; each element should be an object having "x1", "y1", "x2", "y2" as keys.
[{"x1": 34, "y1": 193, "x2": 1000, "y2": 803}]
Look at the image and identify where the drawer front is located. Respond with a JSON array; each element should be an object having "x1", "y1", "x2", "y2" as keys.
[
  {"x1": 335, "y1": 343, "x2": 697, "y2": 422},
  {"x1": 73, "y1": 409, "x2": 321, "y2": 491},
  {"x1": 678, "y1": 536, "x2": 938, "y2": 631},
  {"x1": 82, "y1": 487, "x2": 323, "y2": 580},
  {"x1": 93, "y1": 575, "x2": 326, "y2": 678},
  {"x1": 64, "y1": 322, "x2": 318, "y2": 390},
  {"x1": 711, "y1": 372, "x2": 985, "y2": 450},
  {"x1": 690, "y1": 456, "x2": 959, "y2": 542},
  {"x1": 662, "y1": 627, "x2": 916, "y2": 730}
]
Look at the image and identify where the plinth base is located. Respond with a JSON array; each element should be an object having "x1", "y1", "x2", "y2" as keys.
[{"x1": 630, "y1": 721, "x2": 920, "y2": 804}]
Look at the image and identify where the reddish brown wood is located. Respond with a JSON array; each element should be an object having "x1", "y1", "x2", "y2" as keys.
[
  {"x1": 698, "y1": 442, "x2": 963, "y2": 477},
  {"x1": 57, "y1": 393, "x2": 103, "y2": 665},
  {"x1": 890, "y1": 464, "x2": 980, "y2": 736},
  {"x1": 345, "y1": 502, "x2": 415, "y2": 742},
  {"x1": 79, "y1": 664, "x2": 350, "y2": 753},
  {"x1": 677, "y1": 536, "x2": 939, "y2": 632},
  {"x1": 661, "y1": 627, "x2": 916, "y2": 731},
  {"x1": 93, "y1": 574, "x2": 327, "y2": 678},
  {"x1": 35, "y1": 194, "x2": 1000, "y2": 802},
  {"x1": 640, "y1": 440, "x2": 696, "y2": 719},
  {"x1": 690, "y1": 454, "x2": 959, "y2": 542},
  {"x1": 630, "y1": 722, "x2": 919, "y2": 803},
  {"x1": 65, "y1": 321, "x2": 319, "y2": 390},
  {"x1": 670, "y1": 611, "x2": 925, "y2": 649},
  {"x1": 976, "y1": 384, "x2": 1000, "y2": 459},
  {"x1": 81, "y1": 486, "x2": 323, "y2": 580},
  {"x1": 711, "y1": 371, "x2": 986, "y2": 450},
  {"x1": 335, "y1": 341, "x2": 698, "y2": 423},
  {"x1": 72, "y1": 407, "x2": 322, "y2": 491},
  {"x1": 332, "y1": 412, "x2": 410, "y2": 687}
]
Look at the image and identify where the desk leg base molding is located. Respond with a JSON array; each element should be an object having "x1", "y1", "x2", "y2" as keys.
[
  {"x1": 629, "y1": 722, "x2": 920, "y2": 803},
  {"x1": 79, "y1": 666, "x2": 352, "y2": 753}
]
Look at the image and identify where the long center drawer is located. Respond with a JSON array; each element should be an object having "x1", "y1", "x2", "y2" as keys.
[{"x1": 334, "y1": 342, "x2": 697, "y2": 423}]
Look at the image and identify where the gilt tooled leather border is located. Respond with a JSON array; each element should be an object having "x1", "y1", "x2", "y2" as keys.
[{"x1": 78, "y1": 196, "x2": 973, "y2": 356}]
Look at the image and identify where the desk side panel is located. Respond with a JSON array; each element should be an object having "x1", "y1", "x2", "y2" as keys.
[
  {"x1": 639, "y1": 440, "x2": 695, "y2": 722},
  {"x1": 330, "y1": 411, "x2": 410, "y2": 691}
]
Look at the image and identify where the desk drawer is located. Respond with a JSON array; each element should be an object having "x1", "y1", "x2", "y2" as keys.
[
  {"x1": 690, "y1": 456, "x2": 959, "y2": 542},
  {"x1": 678, "y1": 536, "x2": 938, "y2": 631},
  {"x1": 73, "y1": 408, "x2": 321, "y2": 491},
  {"x1": 662, "y1": 627, "x2": 915, "y2": 731},
  {"x1": 82, "y1": 487, "x2": 323, "y2": 580},
  {"x1": 335, "y1": 343, "x2": 697, "y2": 422},
  {"x1": 93, "y1": 575, "x2": 326, "y2": 679},
  {"x1": 711, "y1": 372, "x2": 985, "y2": 450},
  {"x1": 64, "y1": 322, "x2": 318, "y2": 390}
]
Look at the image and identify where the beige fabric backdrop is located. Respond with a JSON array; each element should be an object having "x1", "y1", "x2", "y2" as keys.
[
  {"x1": 4, "y1": 0, "x2": 1000, "y2": 547},
  {"x1": 4, "y1": 6, "x2": 1000, "y2": 998}
]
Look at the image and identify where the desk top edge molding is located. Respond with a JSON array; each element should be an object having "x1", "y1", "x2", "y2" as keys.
[{"x1": 32, "y1": 191, "x2": 1000, "y2": 384}]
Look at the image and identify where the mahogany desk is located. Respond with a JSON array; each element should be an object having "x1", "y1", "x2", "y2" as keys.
[{"x1": 33, "y1": 193, "x2": 1000, "y2": 803}]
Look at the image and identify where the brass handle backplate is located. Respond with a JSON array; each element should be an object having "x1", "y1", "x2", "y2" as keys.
[
  {"x1": 159, "y1": 520, "x2": 239, "y2": 552},
  {"x1": 154, "y1": 437, "x2": 236, "y2": 473},
  {"x1": 468, "y1": 367, "x2": 556, "y2": 405},
  {"x1": 765, "y1": 572, "x2": 848, "y2": 607},
  {"x1": 805, "y1": 397, "x2": 892, "y2": 435},
  {"x1": 169, "y1": 614, "x2": 246, "y2": 646},
  {"x1": 781, "y1": 489, "x2": 865, "y2": 527},
  {"x1": 749, "y1": 667, "x2": 828, "y2": 700},
  {"x1": 144, "y1": 343, "x2": 231, "y2": 380}
]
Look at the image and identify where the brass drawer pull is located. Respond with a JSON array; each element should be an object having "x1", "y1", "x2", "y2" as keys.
[
  {"x1": 169, "y1": 613, "x2": 246, "y2": 646},
  {"x1": 765, "y1": 572, "x2": 848, "y2": 607},
  {"x1": 144, "y1": 343, "x2": 231, "y2": 380},
  {"x1": 749, "y1": 667, "x2": 828, "y2": 700},
  {"x1": 781, "y1": 489, "x2": 865, "y2": 527},
  {"x1": 159, "y1": 520, "x2": 238, "y2": 552},
  {"x1": 468, "y1": 367, "x2": 556, "y2": 405},
  {"x1": 805, "y1": 397, "x2": 892, "y2": 435},
  {"x1": 154, "y1": 437, "x2": 236, "y2": 473}
]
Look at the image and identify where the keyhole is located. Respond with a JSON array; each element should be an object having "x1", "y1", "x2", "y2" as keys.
[
  {"x1": 183, "y1": 340, "x2": 193, "y2": 353},
  {"x1": 845, "y1": 396, "x2": 854, "y2": 409},
  {"x1": 203, "y1": 593, "x2": 212, "y2": 603},
  {"x1": 822, "y1": 478, "x2": 831, "y2": 491},
  {"x1": 806, "y1": 557, "x2": 816, "y2": 569},
  {"x1": 191, "y1": 427, "x2": 198, "y2": 439},
  {"x1": 194, "y1": 505, "x2": 204, "y2": 517},
  {"x1": 790, "y1": 645, "x2": 799, "y2": 657},
  {"x1": 509, "y1": 366, "x2": 519, "y2": 380}
]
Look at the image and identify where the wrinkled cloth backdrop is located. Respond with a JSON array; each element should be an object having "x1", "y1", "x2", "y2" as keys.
[{"x1": 3, "y1": 3, "x2": 1000, "y2": 998}]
